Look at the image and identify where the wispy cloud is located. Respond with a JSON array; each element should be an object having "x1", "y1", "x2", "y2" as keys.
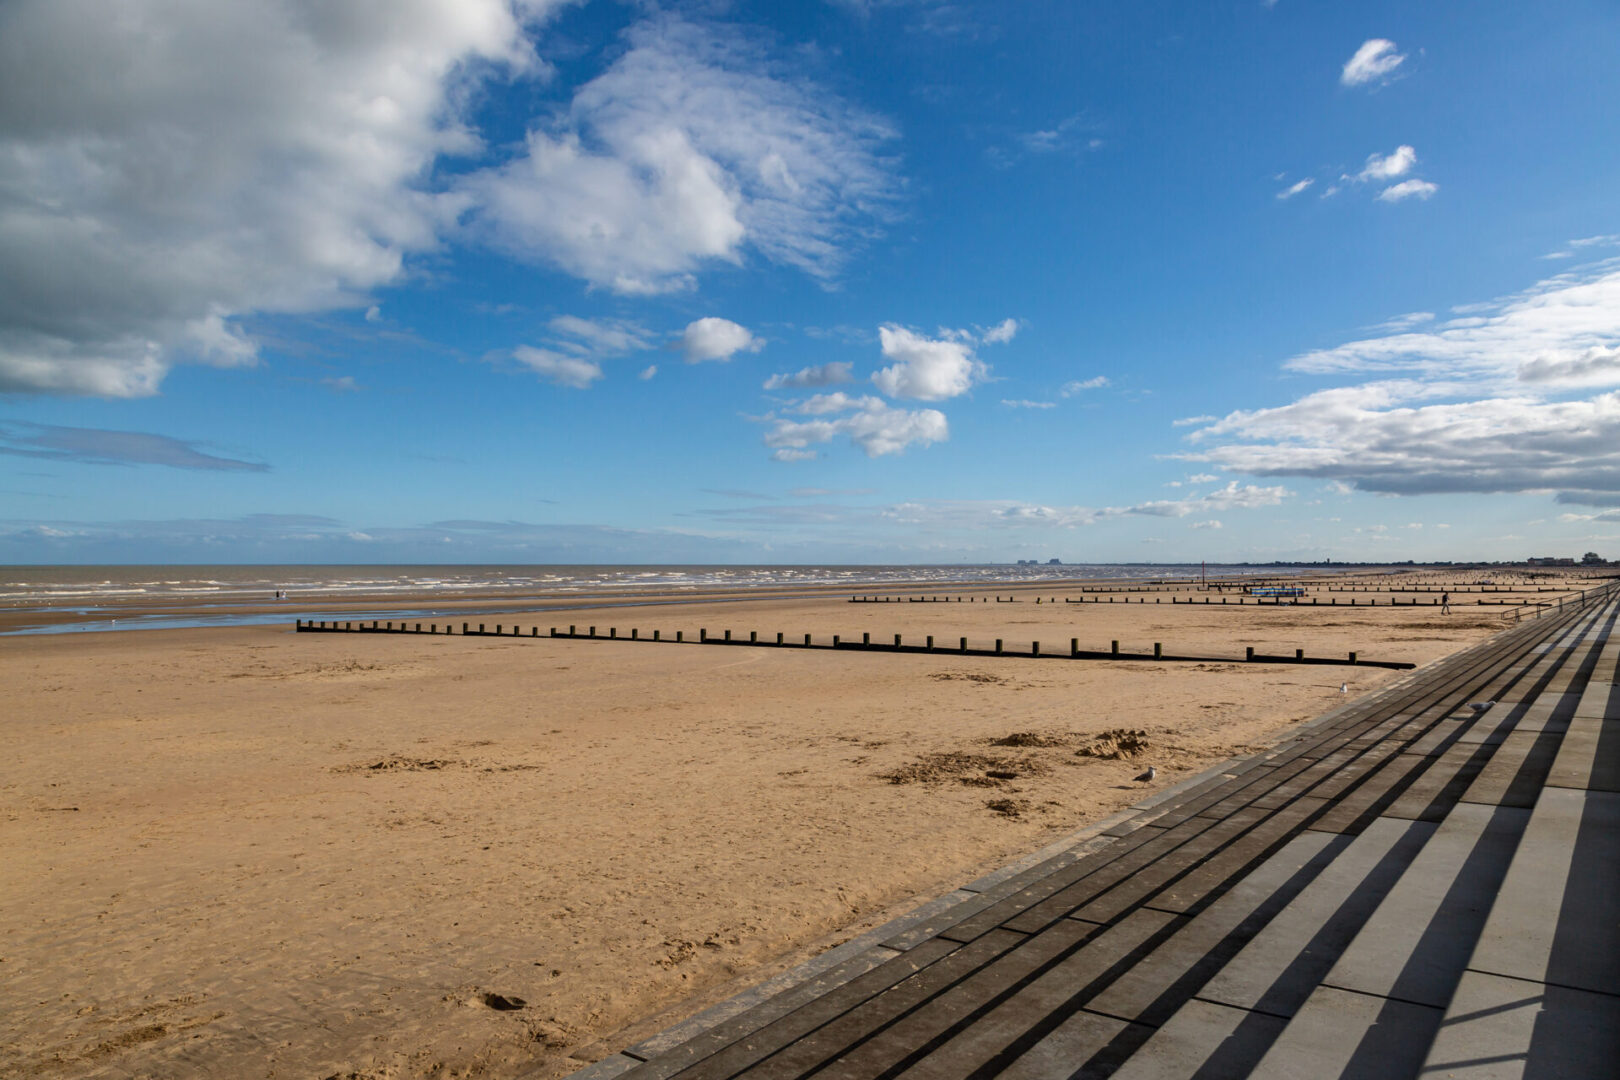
[
  {"x1": 0, "y1": 421, "x2": 267, "y2": 471},
  {"x1": 763, "y1": 361, "x2": 854, "y2": 390},
  {"x1": 1061, "y1": 376, "x2": 1110, "y2": 396},
  {"x1": 1181, "y1": 260, "x2": 1620, "y2": 505},
  {"x1": 1276, "y1": 178, "x2": 1314, "y2": 200},
  {"x1": 1341, "y1": 39, "x2": 1406, "y2": 87},
  {"x1": 511, "y1": 347, "x2": 603, "y2": 389},
  {"x1": 460, "y1": 14, "x2": 900, "y2": 296},
  {"x1": 1002, "y1": 399, "x2": 1055, "y2": 409},
  {"x1": 1377, "y1": 178, "x2": 1439, "y2": 202}
]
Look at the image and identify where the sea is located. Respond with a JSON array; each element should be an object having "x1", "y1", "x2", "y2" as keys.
[{"x1": 0, "y1": 563, "x2": 1301, "y2": 635}]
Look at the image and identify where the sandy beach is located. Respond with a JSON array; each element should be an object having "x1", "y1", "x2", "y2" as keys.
[{"x1": 0, "y1": 571, "x2": 1592, "y2": 1078}]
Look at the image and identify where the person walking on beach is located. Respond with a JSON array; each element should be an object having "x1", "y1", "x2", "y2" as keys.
[{"x1": 1441, "y1": 591, "x2": 1450, "y2": 614}]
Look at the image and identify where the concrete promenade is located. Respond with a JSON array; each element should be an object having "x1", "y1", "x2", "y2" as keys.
[{"x1": 559, "y1": 585, "x2": 1620, "y2": 1080}]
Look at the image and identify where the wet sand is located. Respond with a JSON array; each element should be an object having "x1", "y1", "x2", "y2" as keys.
[{"x1": 0, "y1": 573, "x2": 1586, "y2": 1078}]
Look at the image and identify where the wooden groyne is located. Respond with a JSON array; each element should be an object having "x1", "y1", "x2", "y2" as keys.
[{"x1": 294, "y1": 619, "x2": 1414, "y2": 670}]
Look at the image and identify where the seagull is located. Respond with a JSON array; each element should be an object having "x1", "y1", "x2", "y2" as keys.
[
  {"x1": 1467, "y1": 701, "x2": 1496, "y2": 714},
  {"x1": 1340, "y1": 682, "x2": 1348, "y2": 693},
  {"x1": 1133, "y1": 765, "x2": 1157, "y2": 784}
]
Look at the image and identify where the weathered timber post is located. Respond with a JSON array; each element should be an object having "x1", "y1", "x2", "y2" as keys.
[
  {"x1": 1112, "y1": 640, "x2": 1119, "y2": 656},
  {"x1": 1154, "y1": 642, "x2": 1162, "y2": 659},
  {"x1": 1071, "y1": 638, "x2": 1078, "y2": 656},
  {"x1": 996, "y1": 638, "x2": 1003, "y2": 654},
  {"x1": 894, "y1": 633, "x2": 902, "y2": 649},
  {"x1": 927, "y1": 635, "x2": 934, "y2": 650},
  {"x1": 863, "y1": 632, "x2": 870, "y2": 645},
  {"x1": 1032, "y1": 641, "x2": 1040, "y2": 656},
  {"x1": 960, "y1": 637, "x2": 968, "y2": 652},
  {"x1": 1349, "y1": 651, "x2": 1358, "y2": 664},
  {"x1": 1246, "y1": 646, "x2": 1254, "y2": 661}
]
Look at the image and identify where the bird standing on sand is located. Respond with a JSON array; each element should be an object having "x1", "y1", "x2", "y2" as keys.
[
  {"x1": 1467, "y1": 701, "x2": 1496, "y2": 714},
  {"x1": 1133, "y1": 765, "x2": 1157, "y2": 784}
]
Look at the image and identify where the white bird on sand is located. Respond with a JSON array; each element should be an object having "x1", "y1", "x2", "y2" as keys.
[
  {"x1": 1467, "y1": 701, "x2": 1496, "y2": 714},
  {"x1": 1133, "y1": 765, "x2": 1158, "y2": 784}
]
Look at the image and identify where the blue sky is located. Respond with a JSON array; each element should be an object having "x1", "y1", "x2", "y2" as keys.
[{"x1": 2, "y1": 0, "x2": 1618, "y2": 564}]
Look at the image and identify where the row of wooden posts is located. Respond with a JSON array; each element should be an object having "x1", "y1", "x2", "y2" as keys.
[
  {"x1": 851, "y1": 594, "x2": 1559, "y2": 608},
  {"x1": 293, "y1": 619, "x2": 1413, "y2": 670}
]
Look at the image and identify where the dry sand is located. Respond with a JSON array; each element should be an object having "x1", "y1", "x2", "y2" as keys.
[{"x1": 0, "y1": 574, "x2": 1578, "y2": 1078}]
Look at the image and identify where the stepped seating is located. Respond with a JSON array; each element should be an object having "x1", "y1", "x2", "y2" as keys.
[{"x1": 559, "y1": 588, "x2": 1620, "y2": 1080}]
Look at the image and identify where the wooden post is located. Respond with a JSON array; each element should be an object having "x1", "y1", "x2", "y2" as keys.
[
  {"x1": 1296, "y1": 648, "x2": 1304, "y2": 660},
  {"x1": 804, "y1": 633, "x2": 811, "y2": 646},
  {"x1": 677, "y1": 631, "x2": 684, "y2": 641},
  {"x1": 1071, "y1": 638, "x2": 1078, "y2": 657},
  {"x1": 777, "y1": 632, "x2": 783, "y2": 644},
  {"x1": 495, "y1": 625, "x2": 500, "y2": 635},
  {"x1": 631, "y1": 628, "x2": 638, "y2": 639},
  {"x1": 479, "y1": 623, "x2": 485, "y2": 633},
  {"x1": 588, "y1": 626, "x2": 595, "y2": 637},
  {"x1": 863, "y1": 632, "x2": 870, "y2": 645},
  {"x1": 927, "y1": 635, "x2": 934, "y2": 650},
  {"x1": 653, "y1": 630, "x2": 660, "y2": 641},
  {"x1": 894, "y1": 633, "x2": 902, "y2": 649},
  {"x1": 996, "y1": 638, "x2": 1003, "y2": 654},
  {"x1": 960, "y1": 636, "x2": 967, "y2": 652},
  {"x1": 833, "y1": 635, "x2": 841, "y2": 646},
  {"x1": 1112, "y1": 640, "x2": 1119, "y2": 656},
  {"x1": 700, "y1": 628, "x2": 706, "y2": 642},
  {"x1": 724, "y1": 630, "x2": 732, "y2": 642},
  {"x1": 1032, "y1": 641, "x2": 1040, "y2": 656},
  {"x1": 1246, "y1": 646, "x2": 1254, "y2": 661},
  {"x1": 1349, "y1": 651, "x2": 1358, "y2": 664},
  {"x1": 1154, "y1": 642, "x2": 1162, "y2": 659}
]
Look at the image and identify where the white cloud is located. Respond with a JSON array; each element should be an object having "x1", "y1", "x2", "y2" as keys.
[
  {"x1": 763, "y1": 395, "x2": 947, "y2": 457},
  {"x1": 865, "y1": 483, "x2": 1289, "y2": 531},
  {"x1": 1285, "y1": 261, "x2": 1620, "y2": 383},
  {"x1": 459, "y1": 15, "x2": 898, "y2": 296},
  {"x1": 763, "y1": 361, "x2": 853, "y2": 390},
  {"x1": 771, "y1": 448, "x2": 818, "y2": 462},
  {"x1": 1061, "y1": 376, "x2": 1110, "y2": 396},
  {"x1": 1180, "y1": 260, "x2": 1620, "y2": 505},
  {"x1": 1341, "y1": 39, "x2": 1406, "y2": 87},
  {"x1": 1518, "y1": 345, "x2": 1620, "y2": 387},
  {"x1": 871, "y1": 325, "x2": 987, "y2": 401},
  {"x1": 1277, "y1": 178, "x2": 1314, "y2": 200},
  {"x1": 550, "y1": 315, "x2": 654, "y2": 357},
  {"x1": 1186, "y1": 473, "x2": 1219, "y2": 483},
  {"x1": 0, "y1": 0, "x2": 560, "y2": 397},
  {"x1": 980, "y1": 318, "x2": 1020, "y2": 344},
  {"x1": 321, "y1": 376, "x2": 360, "y2": 393},
  {"x1": 1357, "y1": 145, "x2": 1417, "y2": 182},
  {"x1": 1191, "y1": 520, "x2": 1223, "y2": 530},
  {"x1": 364, "y1": 306, "x2": 383, "y2": 323},
  {"x1": 1378, "y1": 179, "x2": 1439, "y2": 202},
  {"x1": 1002, "y1": 399, "x2": 1055, "y2": 409},
  {"x1": 679, "y1": 317, "x2": 763, "y2": 363},
  {"x1": 512, "y1": 346, "x2": 603, "y2": 389},
  {"x1": 1371, "y1": 311, "x2": 1435, "y2": 333},
  {"x1": 639, "y1": 364, "x2": 658, "y2": 380},
  {"x1": 1542, "y1": 235, "x2": 1620, "y2": 261},
  {"x1": 1173, "y1": 414, "x2": 1216, "y2": 427}
]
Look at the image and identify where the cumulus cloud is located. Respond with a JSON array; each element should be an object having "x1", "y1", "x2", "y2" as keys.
[
  {"x1": 1357, "y1": 145, "x2": 1417, "y2": 182},
  {"x1": 763, "y1": 394, "x2": 947, "y2": 457},
  {"x1": 1517, "y1": 345, "x2": 1620, "y2": 387},
  {"x1": 871, "y1": 325, "x2": 987, "y2": 401},
  {"x1": 1277, "y1": 178, "x2": 1314, "y2": 200},
  {"x1": 0, "y1": 0, "x2": 559, "y2": 397},
  {"x1": 458, "y1": 15, "x2": 898, "y2": 295},
  {"x1": 0, "y1": 4, "x2": 898, "y2": 396},
  {"x1": 678, "y1": 317, "x2": 763, "y2": 363},
  {"x1": 763, "y1": 361, "x2": 853, "y2": 390},
  {"x1": 1341, "y1": 39, "x2": 1406, "y2": 87},
  {"x1": 1378, "y1": 178, "x2": 1439, "y2": 202},
  {"x1": 512, "y1": 346, "x2": 602, "y2": 388}
]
